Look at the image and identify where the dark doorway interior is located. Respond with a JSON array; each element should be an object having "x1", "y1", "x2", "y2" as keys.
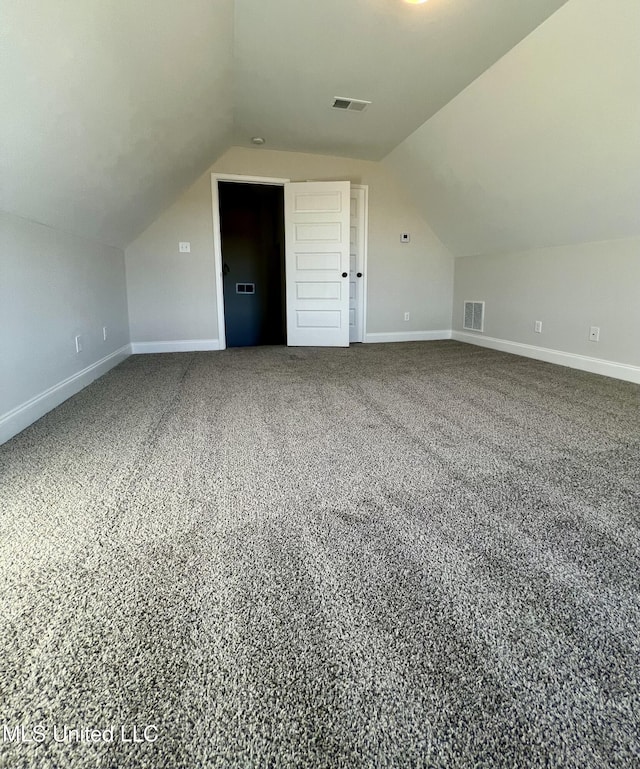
[{"x1": 219, "y1": 182, "x2": 286, "y2": 347}]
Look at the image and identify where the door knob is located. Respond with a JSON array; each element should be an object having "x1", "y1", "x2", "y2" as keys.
[
  {"x1": 342, "y1": 272, "x2": 348, "y2": 278},
  {"x1": 357, "y1": 272, "x2": 362, "y2": 278}
]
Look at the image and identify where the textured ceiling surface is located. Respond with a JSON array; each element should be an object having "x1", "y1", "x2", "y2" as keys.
[{"x1": 2, "y1": 0, "x2": 569, "y2": 248}]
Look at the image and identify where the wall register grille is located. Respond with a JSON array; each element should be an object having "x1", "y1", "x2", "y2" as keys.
[{"x1": 463, "y1": 301, "x2": 485, "y2": 332}]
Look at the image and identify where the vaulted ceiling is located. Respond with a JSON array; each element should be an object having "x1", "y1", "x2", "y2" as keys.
[
  {"x1": 2, "y1": 0, "x2": 234, "y2": 248},
  {"x1": 232, "y1": 0, "x2": 568, "y2": 160},
  {"x1": 3, "y1": 0, "x2": 638, "y2": 257},
  {"x1": 385, "y1": 0, "x2": 640, "y2": 256},
  {"x1": 2, "y1": 0, "x2": 568, "y2": 248}
]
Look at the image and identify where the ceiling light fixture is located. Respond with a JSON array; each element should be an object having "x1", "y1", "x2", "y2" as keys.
[
  {"x1": 404, "y1": 0, "x2": 429, "y2": 4},
  {"x1": 251, "y1": 136, "x2": 265, "y2": 145}
]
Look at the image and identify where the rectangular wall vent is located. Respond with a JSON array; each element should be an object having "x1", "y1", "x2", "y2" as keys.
[
  {"x1": 332, "y1": 97, "x2": 371, "y2": 112},
  {"x1": 463, "y1": 301, "x2": 485, "y2": 332}
]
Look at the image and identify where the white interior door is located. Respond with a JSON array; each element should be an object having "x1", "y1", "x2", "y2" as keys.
[
  {"x1": 285, "y1": 181, "x2": 351, "y2": 346},
  {"x1": 349, "y1": 187, "x2": 366, "y2": 343}
]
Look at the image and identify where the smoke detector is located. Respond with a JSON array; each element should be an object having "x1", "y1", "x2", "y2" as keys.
[{"x1": 331, "y1": 97, "x2": 371, "y2": 112}]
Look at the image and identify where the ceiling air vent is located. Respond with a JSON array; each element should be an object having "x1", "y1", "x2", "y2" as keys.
[
  {"x1": 463, "y1": 301, "x2": 485, "y2": 332},
  {"x1": 332, "y1": 97, "x2": 371, "y2": 112}
]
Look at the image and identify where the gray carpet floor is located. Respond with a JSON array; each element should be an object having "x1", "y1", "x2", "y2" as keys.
[{"x1": 1, "y1": 341, "x2": 639, "y2": 769}]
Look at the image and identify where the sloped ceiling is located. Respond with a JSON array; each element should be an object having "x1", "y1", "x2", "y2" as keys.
[
  {"x1": 1, "y1": 0, "x2": 234, "y2": 248},
  {"x1": 232, "y1": 0, "x2": 568, "y2": 160},
  {"x1": 1, "y1": 0, "x2": 570, "y2": 249},
  {"x1": 384, "y1": 0, "x2": 640, "y2": 256}
]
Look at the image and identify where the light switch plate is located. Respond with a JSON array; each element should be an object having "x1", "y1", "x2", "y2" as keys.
[{"x1": 400, "y1": 233, "x2": 410, "y2": 243}]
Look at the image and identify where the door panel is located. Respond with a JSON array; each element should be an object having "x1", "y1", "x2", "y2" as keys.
[
  {"x1": 296, "y1": 252, "x2": 341, "y2": 271},
  {"x1": 295, "y1": 222, "x2": 342, "y2": 241},
  {"x1": 285, "y1": 181, "x2": 351, "y2": 347},
  {"x1": 297, "y1": 310, "x2": 341, "y2": 327},
  {"x1": 296, "y1": 282, "x2": 342, "y2": 300},
  {"x1": 293, "y1": 192, "x2": 343, "y2": 212}
]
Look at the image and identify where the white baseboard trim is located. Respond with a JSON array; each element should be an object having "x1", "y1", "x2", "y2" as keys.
[
  {"x1": 365, "y1": 330, "x2": 452, "y2": 344},
  {"x1": 0, "y1": 344, "x2": 132, "y2": 446},
  {"x1": 452, "y1": 331, "x2": 640, "y2": 384},
  {"x1": 130, "y1": 339, "x2": 222, "y2": 354}
]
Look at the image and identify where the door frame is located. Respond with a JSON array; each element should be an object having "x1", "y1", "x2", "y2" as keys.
[{"x1": 211, "y1": 173, "x2": 289, "y2": 350}]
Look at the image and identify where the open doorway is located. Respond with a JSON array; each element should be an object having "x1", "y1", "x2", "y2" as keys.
[
  {"x1": 212, "y1": 174, "x2": 368, "y2": 349},
  {"x1": 218, "y1": 181, "x2": 286, "y2": 347}
]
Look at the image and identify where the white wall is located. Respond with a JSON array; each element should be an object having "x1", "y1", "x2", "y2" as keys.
[
  {"x1": 379, "y1": 0, "x2": 640, "y2": 382},
  {"x1": 0, "y1": 212, "x2": 130, "y2": 443},
  {"x1": 1, "y1": 0, "x2": 234, "y2": 248},
  {"x1": 453, "y1": 237, "x2": 640, "y2": 380},
  {"x1": 125, "y1": 146, "x2": 454, "y2": 348},
  {"x1": 384, "y1": 0, "x2": 640, "y2": 258}
]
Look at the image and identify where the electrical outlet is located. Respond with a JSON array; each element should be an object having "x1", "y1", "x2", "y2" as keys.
[
  {"x1": 75, "y1": 335, "x2": 83, "y2": 353},
  {"x1": 102, "y1": 326, "x2": 107, "y2": 341},
  {"x1": 589, "y1": 326, "x2": 600, "y2": 342},
  {"x1": 404, "y1": 312, "x2": 410, "y2": 322},
  {"x1": 179, "y1": 241, "x2": 191, "y2": 253},
  {"x1": 534, "y1": 320, "x2": 542, "y2": 333}
]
